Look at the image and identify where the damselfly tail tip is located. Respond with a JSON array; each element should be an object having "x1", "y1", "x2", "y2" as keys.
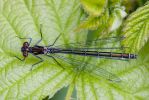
[
  {"x1": 134, "y1": 54, "x2": 137, "y2": 59},
  {"x1": 130, "y1": 54, "x2": 137, "y2": 59}
]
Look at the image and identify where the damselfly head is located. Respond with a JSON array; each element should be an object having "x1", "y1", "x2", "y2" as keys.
[{"x1": 21, "y1": 42, "x2": 29, "y2": 57}]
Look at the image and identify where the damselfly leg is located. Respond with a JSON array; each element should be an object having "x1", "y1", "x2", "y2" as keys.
[
  {"x1": 46, "y1": 55, "x2": 64, "y2": 69},
  {"x1": 48, "y1": 33, "x2": 62, "y2": 47},
  {"x1": 34, "y1": 24, "x2": 62, "y2": 47},
  {"x1": 34, "y1": 25, "x2": 43, "y2": 46},
  {"x1": 16, "y1": 36, "x2": 32, "y2": 45},
  {"x1": 30, "y1": 53, "x2": 44, "y2": 70},
  {"x1": 15, "y1": 56, "x2": 25, "y2": 61},
  {"x1": 33, "y1": 27, "x2": 63, "y2": 68}
]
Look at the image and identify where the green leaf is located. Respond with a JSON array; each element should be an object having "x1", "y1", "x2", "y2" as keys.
[
  {"x1": 80, "y1": 0, "x2": 107, "y2": 16},
  {"x1": 122, "y1": 3, "x2": 149, "y2": 53},
  {"x1": 76, "y1": 5, "x2": 127, "y2": 34},
  {"x1": 0, "y1": 0, "x2": 149, "y2": 100},
  {"x1": 0, "y1": 0, "x2": 83, "y2": 99}
]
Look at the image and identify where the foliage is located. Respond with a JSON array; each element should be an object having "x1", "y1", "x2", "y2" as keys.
[
  {"x1": 0, "y1": 0, "x2": 149, "y2": 100},
  {"x1": 75, "y1": 0, "x2": 127, "y2": 34}
]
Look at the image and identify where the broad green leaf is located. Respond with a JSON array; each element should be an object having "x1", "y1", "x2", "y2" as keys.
[
  {"x1": 0, "y1": 0, "x2": 149, "y2": 100},
  {"x1": 80, "y1": 0, "x2": 107, "y2": 16},
  {"x1": 0, "y1": 0, "x2": 83, "y2": 99},
  {"x1": 122, "y1": 3, "x2": 149, "y2": 53}
]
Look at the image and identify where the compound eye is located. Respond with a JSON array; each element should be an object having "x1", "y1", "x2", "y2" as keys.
[
  {"x1": 21, "y1": 47, "x2": 25, "y2": 52},
  {"x1": 23, "y1": 42, "x2": 29, "y2": 47},
  {"x1": 23, "y1": 51, "x2": 28, "y2": 57}
]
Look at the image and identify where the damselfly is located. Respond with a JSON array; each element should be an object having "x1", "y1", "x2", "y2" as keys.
[{"x1": 15, "y1": 26, "x2": 137, "y2": 82}]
